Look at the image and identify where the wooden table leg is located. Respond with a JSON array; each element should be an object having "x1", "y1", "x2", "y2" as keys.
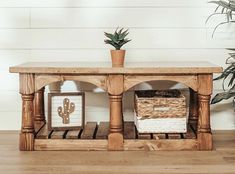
[
  {"x1": 34, "y1": 87, "x2": 45, "y2": 122},
  {"x1": 197, "y1": 74, "x2": 213, "y2": 150},
  {"x1": 19, "y1": 74, "x2": 35, "y2": 151},
  {"x1": 108, "y1": 94, "x2": 124, "y2": 150},
  {"x1": 189, "y1": 88, "x2": 198, "y2": 130},
  {"x1": 107, "y1": 75, "x2": 124, "y2": 150}
]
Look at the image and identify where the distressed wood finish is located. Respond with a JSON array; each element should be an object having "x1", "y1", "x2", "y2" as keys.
[
  {"x1": 153, "y1": 133, "x2": 166, "y2": 139},
  {"x1": 34, "y1": 139, "x2": 198, "y2": 151},
  {"x1": 50, "y1": 131, "x2": 65, "y2": 139},
  {"x1": 9, "y1": 62, "x2": 222, "y2": 74},
  {"x1": 137, "y1": 133, "x2": 152, "y2": 139},
  {"x1": 197, "y1": 74, "x2": 213, "y2": 150},
  {"x1": 96, "y1": 122, "x2": 109, "y2": 139},
  {"x1": 66, "y1": 130, "x2": 81, "y2": 139},
  {"x1": 32, "y1": 122, "x2": 199, "y2": 151},
  {"x1": 124, "y1": 122, "x2": 136, "y2": 139},
  {"x1": 168, "y1": 133, "x2": 182, "y2": 139},
  {"x1": 189, "y1": 88, "x2": 198, "y2": 129},
  {"x1": 34, "y1": 121, "x2": 45, "y2": 134},
  {"x1": 81, "y1": 122, "x2": 97, "y2": 139},
  {"x1": 10, "y1": 62, "x2": 222, "y2": 151},
  {"x1": 107, "y1": 75, "x2": 124, "y2": 150},
  {"x1": 184, "y1": 125, "x2": 197, "y2": 139},
  {"x1": 124, "y1": 139, "x2": 198, "y2": 151},
  {"x1": 35, "y1": 122, "x2": 195, "y2": 140},
  {"x1": 19, "y1": 73, "x2": 35, "y2": 94},
  {"x1": 19, "y1": 74, "x2": 35, "y2": 151},
  {"x1": 35, "y1": 139, "x2": 108, "y2": 151},
  {"x1": 34, "y1": 87, "x2": 45, "y2": 123},
  {"x1": 35, "y1": 74, "x2": 107, "y2": 92},
  {"x1": 124, "y1": 75, "x2": 198, "y2": 91},
  {"x1": 36, "y1": 123, "x2": 49, "y2": 139}
]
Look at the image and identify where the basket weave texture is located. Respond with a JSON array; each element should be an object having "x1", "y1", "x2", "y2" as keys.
[{"x1": 134, "y1": 89, "x2": 186, "y2": 119}]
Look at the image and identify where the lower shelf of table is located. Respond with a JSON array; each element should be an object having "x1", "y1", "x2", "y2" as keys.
[{"x1": 34, "y1": 121, "x2": 198, "y2": 151}]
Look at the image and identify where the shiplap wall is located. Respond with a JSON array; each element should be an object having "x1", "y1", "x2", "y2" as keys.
[{"x1": 1, "y1": 0, "x2": 235, "y2": 130}]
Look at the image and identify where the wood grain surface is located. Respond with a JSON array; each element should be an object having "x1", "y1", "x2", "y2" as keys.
[{"x1": 9, "y1": 62, "x2": 222, "y2": 74}]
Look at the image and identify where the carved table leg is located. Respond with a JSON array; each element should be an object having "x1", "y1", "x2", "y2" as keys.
[
  {"x1": 189, "y1": 88, "x2": 198, "y2": 130},
  {"x1": 107, "y1": 75, "x2": 124, "y2": 150},
  {"x1": 19, "y1": 74, "x2": 35, "y2": 151},
  {"x1": 109, "y1": 95, "x2": 124, "y2": 150},
  {"x1": 34, "y1": 87, "x2": 45, "y2": 123},
  {"x1": 197, "y1": 74, "x2": 213, "y2": 150}
]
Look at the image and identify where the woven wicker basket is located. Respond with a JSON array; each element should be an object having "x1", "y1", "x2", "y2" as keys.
[{"x1": 134, "y1": 89, "x2": 186, "y2": 119}]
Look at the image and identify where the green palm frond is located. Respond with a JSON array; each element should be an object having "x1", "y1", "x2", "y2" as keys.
[
  {"x1": 206, "y1": 0, "x2": 235, "y2": 37},
  {"x1": 212, "y1": 50, "x2": 235, "y2": 104}
]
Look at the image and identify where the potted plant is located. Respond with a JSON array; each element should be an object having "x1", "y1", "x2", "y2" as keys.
[
  {"x1": 104, "y1": 28, "x2": 131, "y2": 67},
  {"x1": 206, "y1": 0, "x2": 235, "y2": 105}
]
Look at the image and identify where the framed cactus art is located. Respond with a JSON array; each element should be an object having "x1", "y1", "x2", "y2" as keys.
[{"x1": 48, "y1": 92, "x2": 85, "y2": 131}]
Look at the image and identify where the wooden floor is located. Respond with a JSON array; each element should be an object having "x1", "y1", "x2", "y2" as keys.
[{"x1": 0, "y1": 131, "x2": 235, "y2": 174}]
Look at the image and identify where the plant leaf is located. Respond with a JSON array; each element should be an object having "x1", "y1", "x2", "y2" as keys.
[
  {"x1": 215, "y1": 5, "x2": 221, "y2": 12},
  {"x1": 228, "y1": 72, "x2": 235, "y2": 86},
  {"x1": 118, "y1": 28, "x2": 124, "y2": 35},
  {"x1": 214, "y1": 64, "x2": 234, "y2": 80},
  {"x1": 211, "y1": 91, "x2": 235, "y2": 104},
  {"x1": 104, "y1": 32, "x2": 114, "y2": 40},
  {"x1": 212, "y1": 21, "x2": 230, "y2": 37},
  {"x1": 209, "y1": 1, "x2": 235, "y2": 11}
]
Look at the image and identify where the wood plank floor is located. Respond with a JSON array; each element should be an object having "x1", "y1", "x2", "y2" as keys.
[{"x1": 0, "y1": 131, "x2": 235, "y2": 174}]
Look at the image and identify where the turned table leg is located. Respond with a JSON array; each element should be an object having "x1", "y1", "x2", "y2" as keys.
[
  {"x1": 109, "y1": 94, "x2": 124, "y2": 150},
  {"x1": 19, "y1": 74, "x2": 35, "y2": 151},
  {"x1": 197, "y1": 74, "x2": 213, "y2": 150},
  {"x1": 34, "y1": 87, "x2": 45, "y2": 123},
  {"x1": 107, "y1": 75, "x2": 124, "y2": 150},
  {"x1": 189, "y1": 88, "x2": 198, "y2": 130}
]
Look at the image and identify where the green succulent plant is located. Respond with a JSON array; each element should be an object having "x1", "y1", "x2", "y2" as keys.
[
  {"x1": 104, "y1": 28, "x2": 131, "y2": 50},
  {"x1": 206, "y1": 0, "x2": 235, "y2": 37}
]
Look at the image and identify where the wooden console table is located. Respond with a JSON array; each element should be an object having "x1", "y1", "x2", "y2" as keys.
[{"x1": 9, "y1": 62, "x2": 222, "y2": 151}]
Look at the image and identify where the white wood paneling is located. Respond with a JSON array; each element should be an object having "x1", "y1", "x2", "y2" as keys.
[
  {"x1": 30, "y1": 49, "x2": 228, "y2": 65},
  {"x1": 0, "y1": 72, "x2": 18, "y2": 91},
  {"x1": 0, "y1": 91, "x2": 21, "y2": 112},
  {"x1": 30, "y1": 8, "x2": 210, "y2": 28},
  {"x1": 0, "y1": 112, "x2": 21, "y2": 130},
  {"x1": 0, "y1": 8, "x2": 29, "y2": 28},
  {"x1": 1, "y1": 48, "x2": 228, "y2": 66},
  {"x1": 30, "y1": 7, "x2": 229, "y2": 29},
  {"x1": 0, "y1": 50, "x2": 30, "y2": 71},
  {"x1": 0, "y1": 0, "x2": 208, "y2": 8},
  {"x1": 0, "y1": 29, "x2": 234, "y2": 49},
  {"x1": 211, "y1": 98, "x2": 235, "y2": 130}
]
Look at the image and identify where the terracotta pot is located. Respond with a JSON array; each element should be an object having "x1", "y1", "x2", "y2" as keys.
[{"x1": 110, "y1": 50, "x2": 126, "y2": 67}]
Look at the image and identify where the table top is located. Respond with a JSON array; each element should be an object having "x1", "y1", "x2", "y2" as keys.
[{"x1": 9, "y1": 61, "x2": 223, "y2": 74}]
